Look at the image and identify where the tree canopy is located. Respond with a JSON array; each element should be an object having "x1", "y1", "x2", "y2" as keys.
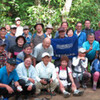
[{"x1": 0, "y1": 0, "x2": 100, "y2": 30}]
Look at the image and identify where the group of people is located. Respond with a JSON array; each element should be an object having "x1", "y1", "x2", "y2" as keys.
[{"x1": 0, "y1": 17, "x2": 100, "y2": 100}]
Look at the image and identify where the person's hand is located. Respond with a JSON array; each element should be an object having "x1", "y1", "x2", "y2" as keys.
[
  {"x1": 17, "y1": 85, "x2": 23, "y2": 92},
  {"x1": 40, "y1": 79, "x2": 47, "y2": 85},
  {"x1": 50, "y1": 78, "x2": 53, "y2": 83},
  {"x1": 28, "y1": 78, "x2": 35, "y2": 84},
  {"x1": 27, "y1": 85, "x2": 32, "y2": 91},
  {"x1": 6, "y1": 85, "x2": 14, "y2": 94}
]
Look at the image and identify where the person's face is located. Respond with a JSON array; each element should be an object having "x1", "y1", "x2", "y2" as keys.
[
  {"x1": 24, "y1": 47, "x2": 32, "y2": 55},
  {"x1": 76, "y1": 23, "x2": 82, "y2": 32},
  {"x1": 16, "y1": 20, "x2": 21, "y2": 25},
  {"x1": 46, "y1": 28, "x2": 53, "y2": 35},
  {"x1": 67, "y1": 30, "x2": 73, "y2": 37},
  {"x1": 0, "y1": 46, "x2": 5, "y2": 53},
  {"x1": 0, "y1": 29, "x2": 7, "y2": 38},
  {"x1": 36, "y1": 25, "x2": 43, "y2": 33},
  {"x1": 23, "y1": 29, "x2": 29, "y2": 35},
  {"x1": 24, "y1": 57, "x2": 32, "y2": 68},
  {"x1": 6, "y1": 63, "x2": 15, "y2": 73},
  {"x1": 59, "y1": 31, "x2": 65, "y2": 38},
  {"x1": 42, "y1": 56, "x2": 50, "y2": 66},
  {"x1": 43, "y1": 40, "x2": 51, "y2": 49},
  {"x1": 85, "y1": 21, "x2": 91, "y2": 29},
  {"x1": 79, "y1": 52, "x2": 86, "y2": 57},
  {"x1": 17, "y1": 38, "x2": 24, "y2": 46},
  {"x1": 61, "y1": 60, "x2": 68, "y2": 68},
  {"x1": 5, "y1": 25, "x2": 10, "y2": 31},
  {"x1": 87, "y1": 35, "x2": 95, "y2": 44},
  {"x1": 11, "y1": 28, "x2": 16, "y2": 35},
  {"x1": 61, "y1": 23, "x2": 68, "y2": 31}
]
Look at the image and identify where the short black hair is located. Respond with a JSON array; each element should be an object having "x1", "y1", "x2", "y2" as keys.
[
  {"x1": 67, "y1": 28, "x2": 74, "y2": 34},
  {"x1": 61, "y1": 21, "x2": 68, "y2": 27},
  {"x1": 85, "y1": 19, "x2": 91, "y2": 23},
  {"x1": 75, "y1": 22, "x2": 82, "y2": 26}
]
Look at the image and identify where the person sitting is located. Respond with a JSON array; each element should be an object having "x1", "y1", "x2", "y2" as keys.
[
  {"x1": 16, "y1": 55, "x2": 36, "y2": 99},
  {"x1": 0, "y1": 58, "x2": 22, "y2": 100},
  {"x1": 45, "y1": 23, "x2": 53, "y2": 39},
  {"x1": 22, "y1": 26, "x2": 32, "y2": 44},
  {"x1": 16, "y1": 44, "x2": 32, "y2": 65},
  {"x1": 8, "y1": 36, "x2": 26, "y2": 58},
  {"x1": 56, "y1": 55, "x2": 84, "y2": 98},
  {"x1": 91, "y1": 51, "x2": 100, "y2": 91},
  {"x1": 72, "y1": 48, "x2": 91, "y2": 89},
  {"x1": 35, "y1": 52, "x2": 57, "y2": 96}
]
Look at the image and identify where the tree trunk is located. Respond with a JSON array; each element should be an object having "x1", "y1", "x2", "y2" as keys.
[{"x1": 62, "y1": 0, "x2": 73, "y2": 21}]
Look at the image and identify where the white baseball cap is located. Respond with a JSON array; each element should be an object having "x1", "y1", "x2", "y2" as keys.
[
  {"x1": 42, "y1": 52, "x2": 50, "y2": 58},
  {"x1": 15, "y1": 17, "x2": 21, "y2": 21},
  {"x1": 46, "y1": 23, "x2": 53, "y2": 29},
  {"x1": 11, "y1": 25, "x2": 17, "y2": 29},
  {"x1": 78, "y1": 48, "x2": 86, "y2": 53}
]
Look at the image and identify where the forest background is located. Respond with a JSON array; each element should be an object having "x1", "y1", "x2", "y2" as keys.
[{"x1": 0, "y1": 0, "x2": 100, "y2": 32}]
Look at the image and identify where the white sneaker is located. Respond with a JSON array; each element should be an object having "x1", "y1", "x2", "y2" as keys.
[{"x1": 63, "y1": 91, "x2": 70, "y2": 98}]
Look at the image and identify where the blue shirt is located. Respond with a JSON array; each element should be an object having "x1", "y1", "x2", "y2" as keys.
[
  {"x1": 0, "y1": 66, "x2": 19, "y2": 85},
  {"x1": 83, "y1": 40, "x2": 99, "y2": 60},
  {"x1": 22, "y1": 32, "x2": 32, "y2": 44},
  {"x1": 74, "y1": 30, "x2": 86, "y2": 48}
]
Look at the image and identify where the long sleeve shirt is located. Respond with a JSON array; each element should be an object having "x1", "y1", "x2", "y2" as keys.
[
  {"x1": 16, "y1": 62, "x2": 36, "y2": 85},
  {"x1": 35, "y1": 61, "x2": 57, "y2": 82}
]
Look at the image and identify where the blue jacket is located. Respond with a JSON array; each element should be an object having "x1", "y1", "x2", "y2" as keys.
[
  {"x1": 91, "y1": 59, "x2": 100, "y2": 74},
  {"x1": 74, "y1": 30, "x2": 86, "y2": 48}
]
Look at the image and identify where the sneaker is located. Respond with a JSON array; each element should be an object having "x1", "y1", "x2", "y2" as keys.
[
  {"x1": 63, "y1": 91, "x2": 70, "y2": 98},
  {"x1": 82, "y1": 84, "x2": 87, "y2": 89},
  {"x1": 93, "y1": 85, "x2": 96, "y2": 91},
  {"x1": 73, "y1": 90, "x2": 84, "y2": 96}
]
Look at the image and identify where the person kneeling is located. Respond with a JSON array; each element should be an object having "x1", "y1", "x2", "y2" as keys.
[
  {"x1": 35, "y1": 52, "x2": 57, "y2": 96},
  {"x1": 56, "y1": 56, "x2": 84, "y2": 98},
  {"x1": 16, "y1": 55, "x2": 36, "y2": 99}
]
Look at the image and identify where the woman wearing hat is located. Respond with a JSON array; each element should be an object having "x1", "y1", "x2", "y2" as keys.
[{"x1": 8, "y1": 35, "x2": 26, "y2": 58}]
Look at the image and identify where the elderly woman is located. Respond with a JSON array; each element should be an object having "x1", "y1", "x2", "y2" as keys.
[
  {"x1": 16, "y1": 55, "x2": 36, "y2": 99},
  {"x1": 56, "y1": 56, "x2": 84, "y2": 98}
]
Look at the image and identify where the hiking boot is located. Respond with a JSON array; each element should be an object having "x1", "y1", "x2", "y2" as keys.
[
  {"x1": 63, "y1": 91, "x2": 70, "y2": 98},
  {"x1": 93, "y1": 85, "x2": 96, "y2": 91},
  {"x1": 73, "y1": 90, "x2": 84, "y2": 96}
]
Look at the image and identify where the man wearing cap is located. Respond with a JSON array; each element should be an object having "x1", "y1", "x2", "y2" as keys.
[
  {"x1": 16, "y1": 44, "x2": 33, "y2": 65},
  {"x1": 0, "y1": 40, "x2": 7, "y2": 68},
  {"x1": 0, "y1": 58, "x2": 22, "y2": 99},
  {"x1": 72, "y1": 48, "x2": 91, "y2": 89},
  {"x1": 45, "y1": 23, "x2": 53, "y2": 39},
  {"x1": 31, "y1": 23, "x2": 46, "y2": 47},
  {"x1": 22, "y1": 26, "x2": 32, "y2": 44},
  {"x1": 33, "y1": 37, "x2": 53, "y2": 66},
  {"x1": 5, "y1": 25, "x2": 17, "y2": 52},
  {"x1": 35, "y1": 52, "x2": 57, "y2": 95},
  {"x1": 15, "y1": 17, "x2": 23, "y2": 37},
  {"x1": 56, "y1": 27, "x2": 66, "y2": 39}
]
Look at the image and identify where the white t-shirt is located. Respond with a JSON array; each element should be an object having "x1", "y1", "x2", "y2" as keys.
[{"x1": 56, "y1": 67, "x2": 72, "y2": 86}]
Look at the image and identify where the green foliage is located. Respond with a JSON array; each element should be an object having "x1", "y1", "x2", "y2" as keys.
[{"x1": 0, "y1": 0, "x2": 99, "y2": 31}]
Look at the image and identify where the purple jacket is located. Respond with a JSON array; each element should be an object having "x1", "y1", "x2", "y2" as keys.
[{"x1": 95, "y1": 30, "x2": 100, "y2": 42}]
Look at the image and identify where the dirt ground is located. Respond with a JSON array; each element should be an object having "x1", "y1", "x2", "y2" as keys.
[{"x1": 10, "y1": 88, "x2": 100, "y2": 100}]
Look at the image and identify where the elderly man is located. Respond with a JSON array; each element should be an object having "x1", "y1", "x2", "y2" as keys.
[
  {"x1": 95, "y1": 21, "x2": 100, "y2": 43},
  {"x1": 35, "y1": 52, "x2": 57, "y2": 96},
  {"x1": 72, "y1": 48, "x2": 91, "y2": 89},
  {"x1": 0, "y1": 40, "x2": 7, "y2": 68},
  {"x1": 31, "y1": 23, "x2": 46, "y2": 47},
  {"x1": 33, "y1": 37, "x2": 53, "y2": 66},
  {"x1": 0, "y1": 58, "x2": 22, "y2": 100},
  {"x1": 83, "y1": 33, "x2": 99, "y2": 64}
]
